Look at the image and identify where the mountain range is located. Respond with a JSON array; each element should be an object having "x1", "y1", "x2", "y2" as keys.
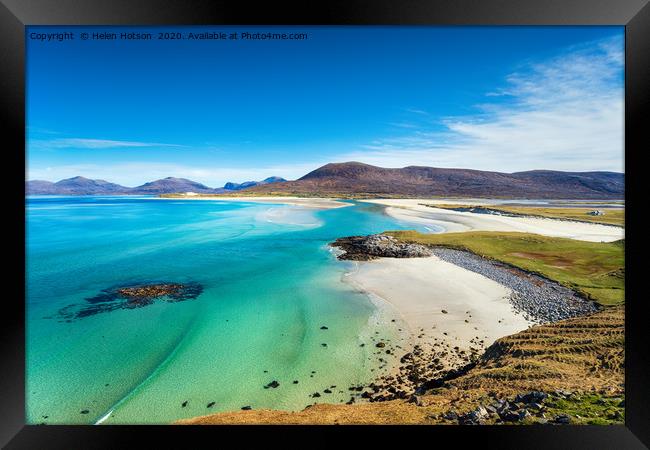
[
  {"x1": 245, "y1": 162, "x2": 624, "y2": 199},
  {"x1": 26, "y1": 162, "x2": 624, "y2": 199},
  {"x1": 26, "y1": 176, "x2": 287, "y2": 195}
]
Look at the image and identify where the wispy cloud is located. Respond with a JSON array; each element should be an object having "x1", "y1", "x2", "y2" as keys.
[
  {"x1": 404, "y1": 108, "x2": 430, "y2": 116},
  {"x1": 342, "y1": 35, "x2": 624, "y2": 172},
  {"x1": 387, "y1": 122, "x2": 421, "y2": 129},
  {"x1": 29, "y1": 138, "x2": 183, "y2": 150}
]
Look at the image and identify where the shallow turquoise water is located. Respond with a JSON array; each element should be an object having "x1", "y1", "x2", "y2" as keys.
[{"x1": 26, "y1": 196, "x2": 434, "y2": 424}]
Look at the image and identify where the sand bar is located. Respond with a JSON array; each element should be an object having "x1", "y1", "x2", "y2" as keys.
[
  {"x1": 363, "y1": 199, "x2": 624, "y2": 242},
  {"x1": 157, "y1": 195, "x2": 350, "y2": 210},
  {"x1": 346, "y1": 256, "x2": 533, "y2": 354}
]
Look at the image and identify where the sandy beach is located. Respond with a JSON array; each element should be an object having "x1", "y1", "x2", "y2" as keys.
[
  {"x1": 345, "y1": 255, "x2": 533, "y2": 356},
  {"x1": 158, "y1": 195, "x2": 350, "y2": 210},
  {"x1": 363, "y1": 199, "x2": 624, "y2": 242}
]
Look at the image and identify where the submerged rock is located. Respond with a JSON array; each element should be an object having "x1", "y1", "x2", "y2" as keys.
[{"x1": 53, "y1": 281, "x2": 203, "y2": 321}]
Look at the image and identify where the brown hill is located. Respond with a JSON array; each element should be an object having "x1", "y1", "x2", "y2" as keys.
[{"x1": 243, "y1": 162, "x2": 624, "y2": 199}]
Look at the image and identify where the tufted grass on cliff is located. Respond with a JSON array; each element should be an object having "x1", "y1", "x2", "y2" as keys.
[{"x1": 385, "y1": 231, "x2": 624, "y2": 306}]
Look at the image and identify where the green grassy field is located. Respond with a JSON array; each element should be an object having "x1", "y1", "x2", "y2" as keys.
[{"x1": 386, "y1": 231, "x2": 625, "y2": 306}]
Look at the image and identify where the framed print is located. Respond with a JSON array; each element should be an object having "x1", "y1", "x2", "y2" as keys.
[{"x1": 2, "y1": 0, "x2": 649, "y2": 448}]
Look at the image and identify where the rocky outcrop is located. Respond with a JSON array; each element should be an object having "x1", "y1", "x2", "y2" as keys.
[
  {"x1": 330, "y1": 234, "x2": 433, "y2": 261},
  {"x1": 53, "y1": 281, "x2": 203, "y2": 321}
]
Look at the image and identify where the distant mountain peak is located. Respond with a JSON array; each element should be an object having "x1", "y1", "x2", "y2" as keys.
[
  {"x1": 26, "y1": 174, "x2": 288, "y2": 195},
  {"x1": 263, "y1": 176, "x2": 286, "y2": 183},
  {"x1": 222, "y1": 176, "x2": 286, "y2": 191}
]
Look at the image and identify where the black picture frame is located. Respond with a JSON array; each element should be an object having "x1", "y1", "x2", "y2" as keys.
[{"x1": 2, "y1": 0, "x2": 648, "y2": 448}]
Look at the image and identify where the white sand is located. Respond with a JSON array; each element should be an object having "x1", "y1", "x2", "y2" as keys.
[
  {"x1": 346, "y1": 256, "x2": 533, "y2": 353},
  {"x1": 363, "y1": 199, "x2": 624, "y2": 242},
  {"x1": 157, "y1": 196, "x2": 350, "y2": 210}
]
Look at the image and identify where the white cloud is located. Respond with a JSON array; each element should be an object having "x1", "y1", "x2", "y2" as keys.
[
  {"x1": 29, "y1": 138, "x2": 182, "y2": 150},
  {"x1": 342, "y1": 35, "x2": 624, "y2": 173}
]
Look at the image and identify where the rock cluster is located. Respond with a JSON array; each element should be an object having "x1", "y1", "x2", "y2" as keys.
[
  {"x1": 330, "y1": 234, "x2": 433, "y2": 261},
  {"x1": 117, "y1": 283, "x2": 187, "y2": 302},
  {"x1": 448, "y1": 391, "x2": 553, "y2": 425},
  {"x1": 429, "y1": 248, "x2": 600, "y2": 323},
  {"x1": 340, "y1": 337, "x2": 482, "y2": 405},
  {"x1": 436, "y1": 390, "x2": 626, "y2": 425}
]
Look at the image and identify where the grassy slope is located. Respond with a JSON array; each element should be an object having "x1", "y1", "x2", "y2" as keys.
[
  {"x1": 387, "y1": 231, "x2": 624, "y2": 306},
  {"x1": 428, "y1": 204, "x2": 624, "y2": 227}
]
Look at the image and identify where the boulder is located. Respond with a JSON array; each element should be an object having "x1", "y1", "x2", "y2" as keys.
[
  {"x1": 515, "y1": 391, "x2": 548, "y2": 404},
  {"x1": 500, "y1": 410, "x2": 521, "y2": 422},
  {"x1": 554, "y1": 414, "x2": 571, "y2": 424},
  {"x1": 443, "y1": 411, "x2": 458, "y2": 421},
  {"x1": 459, "y1": 405, "x2": 489, "y2": 425}
]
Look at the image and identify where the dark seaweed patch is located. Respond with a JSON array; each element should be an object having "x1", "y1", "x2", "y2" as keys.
[{"x1": 52, "y1": 281, "x2": 203, "y2": 321}]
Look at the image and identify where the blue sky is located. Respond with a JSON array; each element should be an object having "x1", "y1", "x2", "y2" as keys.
[{"x1": 27, "y1": 26, "x2": 624, "y2": 187}]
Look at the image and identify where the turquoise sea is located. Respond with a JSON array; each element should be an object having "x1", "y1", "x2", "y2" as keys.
[{"x1": 26, "y1": 196, "x2": 436, "y2": 424}]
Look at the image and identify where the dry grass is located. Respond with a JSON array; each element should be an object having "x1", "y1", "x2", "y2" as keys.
[
  {"x1": 177, "y1": 401, "x2": 431, "y2": 425},
  {"x1": 447, "y1": 306, "x2": 624, "y2": 394}
]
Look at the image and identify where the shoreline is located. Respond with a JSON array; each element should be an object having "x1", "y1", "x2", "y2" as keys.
[
  {"x1": 155, "y1": 195, "x2": 351, "y2": 210},
  {"x1": 362, "y1": 199, "x2": 624, "y2": 243},
  {"x1": 328, "y1": 234, "x2": 602, "y2": 404},
  {"x1": 343, "y1": 255, "x2": 530, "y2": 398}
]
